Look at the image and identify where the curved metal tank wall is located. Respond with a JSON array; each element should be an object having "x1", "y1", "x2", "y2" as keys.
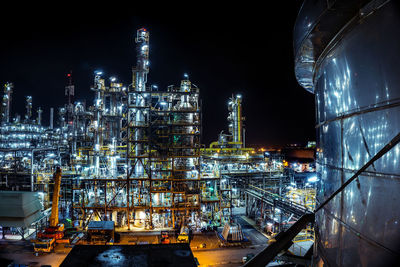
[{"x1": 294, "y1": 0, "x2": 400, "y2": 265}]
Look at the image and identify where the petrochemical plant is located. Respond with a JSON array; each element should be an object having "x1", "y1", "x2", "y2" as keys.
[
  {"x1": 0, "y1": 28, "x2": 296, "y2": 233},
  {"x1": 0, "y1": 26, "x2": 319, "y2": 267},
  {"x1": 2, "y1": 0, "x2": 398, "y2": 266}
]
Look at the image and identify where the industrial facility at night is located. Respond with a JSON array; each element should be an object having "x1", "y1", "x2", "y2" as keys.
[{"x1": 1, "y1": 1, "x2": 400, "y2": 266}]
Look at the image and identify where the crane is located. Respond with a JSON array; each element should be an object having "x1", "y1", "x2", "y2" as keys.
[
  {"x1": 49, "y1": 166, "x2": 62, "y2": 229},
  {"x1": 34, "y1": 167, "x2": 64, "y2": 253}
]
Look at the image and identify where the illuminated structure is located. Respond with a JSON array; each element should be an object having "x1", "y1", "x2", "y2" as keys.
[
  {"x1": 1, "y1": 82, "x2": 13, "y2": 124},
  {"x1": 210, "y1": 94, "x2": 244, "y2": 149},
  {"x1": 70, "y1": 28, "x2": 201, "y2": 230},
  {"x1": 0, "y1": 27, "x2": 296, "y2": 234},
  {"x1": 0, "y1": 85, "x2": 64, "y2": 194},
  {"x1": 201, "y1": 95, "x2": 275, "y2": 224}
]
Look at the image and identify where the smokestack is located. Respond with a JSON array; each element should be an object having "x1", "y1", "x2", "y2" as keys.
[
  {"x1": 25, "y1": 96, "x2": 32, "y2": 122},
  {"x1": 37, "y1": 107, "x2": 42, "y2": 125},
  {"x1": 50, "y1": 108, "x2": 54, "y2": 129}
]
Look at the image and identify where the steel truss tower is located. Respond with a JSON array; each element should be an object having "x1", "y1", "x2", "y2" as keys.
[{"x1": 125, "y1": 28, "x2": 201, "y2": 230}]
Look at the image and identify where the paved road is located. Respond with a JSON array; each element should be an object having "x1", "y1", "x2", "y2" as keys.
[
  {"x1": 193, "y1": 245, "x2": 266, "y2": 267},
  {"x1": 0, "y1": 240, "x2": 71, "y2": 267},
  {"x1": 193, "y1": 215, "x2": 270, "y2": 266},
  {"x1": 0, "y1": 215, "x2": 270, "y2": 267},
  {"x1": 234, "y1": 216, "x2": 269, "y2": 246}
]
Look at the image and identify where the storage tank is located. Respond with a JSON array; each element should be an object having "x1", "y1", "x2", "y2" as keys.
[{"x1": 294, "y1": 0, "x2": 400, "y2": 265}]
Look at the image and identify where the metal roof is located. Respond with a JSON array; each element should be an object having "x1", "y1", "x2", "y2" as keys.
[
  {"x1": 0, "y1": 191, "x2": 44, "y2": 228},
  {"x1": 87, "y1": 221, "x2": 115, "y2": 231}
]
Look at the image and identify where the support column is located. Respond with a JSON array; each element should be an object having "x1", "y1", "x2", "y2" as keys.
[
  {"x1": 245, "y1": 192, "x2": 248, "y2": 216},
  {"x1": 126, "y1": 180, "x2": 130, "y2": 230}
]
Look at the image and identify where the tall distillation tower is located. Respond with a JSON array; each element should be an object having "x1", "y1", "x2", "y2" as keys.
[
  {"x1": 67, "y1": 28, "x2": 201, "y2": 230},
  {"x1": 126, "y1": 28, "x2": 150, "y2": 229},
  {"x1": 227, "y1": 94, "x2": 244, "y2": 148},
  {"x1": 132, "y1": 28, "x2": 149, "y2": 177},
  {"x1": 125, "y1": 28, "x2": 201, "y2": 230},
  {"x1": 217, "y1": 94, "x2": 245, "y2": 148},
  {"x1": 1, "y1": 82, "x2": 13, "y2": 124}
]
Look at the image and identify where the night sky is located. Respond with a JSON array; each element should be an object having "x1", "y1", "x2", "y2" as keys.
[{"x1": 0, "y1": 3, "x2": 315, "y2": 147}]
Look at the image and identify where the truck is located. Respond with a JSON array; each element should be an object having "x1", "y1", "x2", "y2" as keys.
[
  {"x1": 33, "y1": 238, "x2": 56, "y2": 253},
  {"x1": 161, "y1": 231, "x2": 170, "y2": 244},
  {"x1": 177, "y1": 226, "x2": 190, "y2": 243}
]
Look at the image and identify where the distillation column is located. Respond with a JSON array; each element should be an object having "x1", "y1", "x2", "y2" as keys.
[
  {"x1": 227, "y1": 94, "x2": 243, "y2": 148},
  {"x1": 132, "y1": 28, "x2": 150, "y2": 177},
  {"x1": 65, "y1": 73, "x2": 75, "y2": 124},
  {"x1": 171, "y1": 78, "x2": 201, "y2": 227},
  {"x1": 1, "y1": 82, "x2": 13, "y2": 124},
  {"x1": 25, "y1": 96, "x2": 32, "y2": 123},
  {"x1": 126, "y1": 28, "x2": 150, "y2": 229},
  {"x1": 37, "y1": 107, "x2": 42, "y2": 125},
  {"x1": 91, "y1": 73, "x2": 105, "y2": 178},
  {"x1": 174, "y1": 79, "x2": 195, "y2": 180}
]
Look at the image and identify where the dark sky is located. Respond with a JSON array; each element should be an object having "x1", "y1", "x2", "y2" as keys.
[{"x1": 0, "y1": 3, "x2": 315, "y2": 146}]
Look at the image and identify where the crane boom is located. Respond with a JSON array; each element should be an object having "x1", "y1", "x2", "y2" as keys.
[
  {"x1": 49, "y1": 167, "x2": 62, "y2": 227},
  {"x1": 34, "y1": 167, "x2": 64, "y2": 253}
]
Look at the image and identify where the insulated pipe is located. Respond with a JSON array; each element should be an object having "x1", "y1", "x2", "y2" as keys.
[{"x1": 209, "y1": 141, "x2": 219, "y2": 148}]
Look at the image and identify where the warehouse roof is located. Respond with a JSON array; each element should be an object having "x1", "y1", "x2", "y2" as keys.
[
  {"x1": 0, "y1": 191, "x2": 43, "y2": 228},
  {"x1": 87, "y1": 221, "x2": 115, "y2": 231}
]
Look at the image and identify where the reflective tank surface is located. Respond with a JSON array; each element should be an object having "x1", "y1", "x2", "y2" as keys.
[{"x1": 294, "y1": 0, "x2": 400, "y2": 266}]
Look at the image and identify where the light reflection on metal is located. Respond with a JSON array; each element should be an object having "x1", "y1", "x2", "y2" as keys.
[{"x1": 294, "y1": 0, "x2": 400, "y2": 265}]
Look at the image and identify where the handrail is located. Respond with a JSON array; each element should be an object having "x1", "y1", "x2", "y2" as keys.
[
  {"x1": 243, "y1": 213, "x2": 315, "y2": 267},
  {"x1": 247, "y1": 185, "x2": 311, "y2": 213}
]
